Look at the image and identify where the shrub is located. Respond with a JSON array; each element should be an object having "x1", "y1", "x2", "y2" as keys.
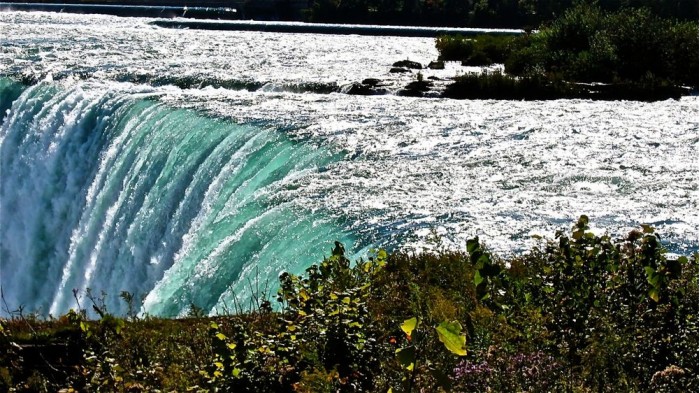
[
  {"x1": 505, "y1": 4, "x2": 699, "y2": 88},
  {"x1": 435, "y1": 35, "x2": 475, "y2": 61},
  {"x1": 436, "y1": 34, "x2": 516, "y2": 65},
  {"x1": 1, "y1": 218, "x2": 696, "y2": 392}
]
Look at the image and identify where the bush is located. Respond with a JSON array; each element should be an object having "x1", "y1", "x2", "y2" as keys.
[
  {"x1": 1, "y1": 218, "x2": 697, "y2": 392},
  {"x1": 505, "y1": 4, "x2": 699, "y2": 88},
  {"x1": 435, "y1": 35, "x2": 475, "y2": 61},
  {"x1": 436, "y1": 34, "x2": 515, "y2": 65}
]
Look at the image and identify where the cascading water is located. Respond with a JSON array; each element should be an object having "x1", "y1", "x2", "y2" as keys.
[{"x1": 0, "y1": 79, "x2": 360, "y2": 317}]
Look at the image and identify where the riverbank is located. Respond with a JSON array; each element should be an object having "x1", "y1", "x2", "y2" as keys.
[
  {"x1": 0, "y1": 2, "x2": 238, "y2": 19},
  {"x1": 150, "y1": 19, "x2": 522, "y2": 38},
  {"x1": 2, "y1": 218, "x2": 698, "y2": 392}
]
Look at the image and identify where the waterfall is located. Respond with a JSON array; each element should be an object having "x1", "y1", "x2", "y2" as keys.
[{"x1": 0, "y1": 78, "x2": 359, "y2": 317}]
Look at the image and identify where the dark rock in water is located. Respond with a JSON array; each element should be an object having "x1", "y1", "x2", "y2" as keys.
[
  {"x1": 345, "y1": 82, "x2": 387, "y2": 96},
  {"x1": 393, "y1": 60, "x2": 422, "y2": 69},
  {"x1": 405, "y1": 80, "x2": 433, "y2": 92},
  {"x1": 427, "y1": 60, "x2": 445, "y2": 70},
  {"x1": 390, "y1": 67, "x2": 411, "y2": 73},
  {"x1": 362, "y1": 78, "x2": 382, "y2": 86},
  {"x1": 397, "y1": 89, "x2": 425, "y2": 97},
  {"x1": 427, "y1": 76, "x2": 442, "y2": 81},
  {"x1": 397, "y1": 139, "x2": 417, "y2": 147},
  {"x1": 398, "y1": 80, "x2": 434, "y2": 97}
]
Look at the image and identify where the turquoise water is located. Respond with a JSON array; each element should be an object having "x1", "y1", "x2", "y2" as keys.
[{"x1": 0, "y1": 79, "x2": 360, "y2": 316}]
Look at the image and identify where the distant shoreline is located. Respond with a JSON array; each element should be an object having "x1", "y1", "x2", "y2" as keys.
[
  {"x1": 0, "y1": 2, "x2": 239, "y2": 19},
  {"x1": 150, "y1": 20, "x2": 523, "y2": 38},
  {"x1": 0, "y1": 2, "x2": 524, "y2": 37}
]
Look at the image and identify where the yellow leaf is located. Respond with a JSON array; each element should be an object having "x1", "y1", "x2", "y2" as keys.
[
  {"x1": 436, "y1": 320, "x2": 467, "y2": 356},
  {"x1": 401, "y1": 317, "x2": 418, "y2": 338}
]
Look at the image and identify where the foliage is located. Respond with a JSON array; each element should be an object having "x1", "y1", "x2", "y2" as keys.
[
  {"x1": 436, "y1": 34, "x2": 515, "y2": 65},
  {"x1": 203, "y1": 241, "x2": 388, "y2": 392},
  {"x1": 1, "y1": 218, "x2": 697, "y2": 392},
  {"x1": 505, "y1": 3, "x2": 699, "y2": 88},
  {"x1": 443, "y1": 70, "x2": 581, "y2": 100},
  {"x1": 301, "y1": 0, "x2": 698, "y2": 28}
]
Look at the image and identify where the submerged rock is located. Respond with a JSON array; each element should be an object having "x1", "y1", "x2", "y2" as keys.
[
  {"x1": 427, "y1": 60, "x2": 445, "y2": 69},
  {"x1": 344, "y1": 82, "x2": 387, "y2": 96},
  {"x1": 362, "y1": 78, "x2": 382, "y2": 86},
  {"x1": 398, "y1": 80, "x2": 434, "y2": 97},
  {"x1": 392, "y1": 60, "x2": 422, "y2": 69},
  {"x1": 390, "y1": 67, "x2": 411, "y2": 73}
]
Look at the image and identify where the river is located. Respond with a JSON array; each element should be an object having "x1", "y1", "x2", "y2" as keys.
[{"x1": 0, "y1": 11, "x2": 697, "y2": 317}]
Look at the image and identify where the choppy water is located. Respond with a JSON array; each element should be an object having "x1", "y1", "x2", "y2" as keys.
[{"x1": 0, "y1": 11, "x2": 697, "y2": 317}]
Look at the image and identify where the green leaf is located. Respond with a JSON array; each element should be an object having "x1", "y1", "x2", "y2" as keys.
[
  {"x1": 209, "y1": 322, "x2": 219, "y2": 330},
  {"x1": 477, "y1": 254, "x2": 490, "y2": 270},
  {"x1": 216, "y1": 332, "x2": 227, "y2": 341},
  {"x1": 649, "y1": 288, "x2": 660, "y2": 302},
  {"x1": 466, "y1": 237, "x2": 479, "y2": 253},
  {"x1": 435, "y1": 321, "x2": 467, "y2": 356},
  {"x1": 401, "y1": 317, "x2": 418, "y2": 337},
  {"x1": 474, "y1": 270, "x2": 484, "y2": 286},
  {"x1": 644, "y1": 266, "x2": 656, "y2": 283},
  {"x1": 395, "y1": 346, "x2": 416, "y2": 370}
]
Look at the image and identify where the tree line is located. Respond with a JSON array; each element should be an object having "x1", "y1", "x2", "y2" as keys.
[{"x1": 301, "y1": 0, "x2": 698, "y2": 28}]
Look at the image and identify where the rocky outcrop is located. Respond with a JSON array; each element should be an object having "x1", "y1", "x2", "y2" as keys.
[
  {"x1": 398, "y1": 80, "x2": 433, "y2": 97},
  {"x1": 427, "y1": 61, "x2": 445, "y2": 69},
  {"x1": 392, "y1": 60, "x2": 422, "y2": 69},
  {"x1": 344, "y1": 81, "x2": 388, "y2": 95}
]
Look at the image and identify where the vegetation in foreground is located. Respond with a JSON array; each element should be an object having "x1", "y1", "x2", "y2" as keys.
[
  {"x1": 435, "y1": 3, "x2": 697, "y2": 100},
  {"x1": 1, "y1": 216, "x2": 697, "y2": 392}
]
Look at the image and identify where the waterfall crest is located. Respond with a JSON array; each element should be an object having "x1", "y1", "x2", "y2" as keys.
[{"x1": 0, "y1": 79, "x2": 357, "y2": 317}]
